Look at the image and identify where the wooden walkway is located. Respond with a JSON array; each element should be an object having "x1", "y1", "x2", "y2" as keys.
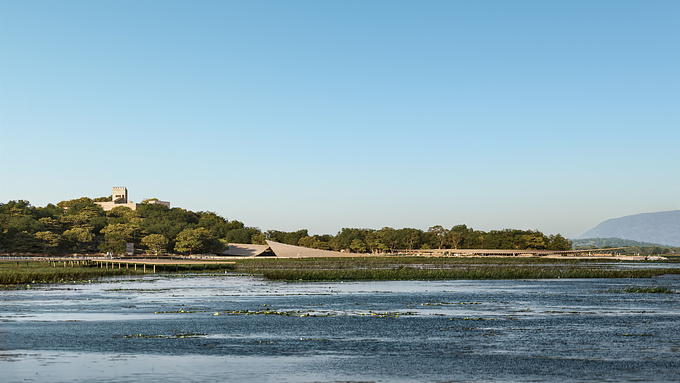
[
  {"x1": 11, "y1": 258, "x2": 237, "y2": 273},
  {"x1": 92, "y1": 259, "x2": 235, "y2": 273}
]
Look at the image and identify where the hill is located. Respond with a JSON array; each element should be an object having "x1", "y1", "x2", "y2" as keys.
[
  {"x1": 577, "y1": 210, "x2": 680, "y2": 247},
  {"x1": 572, "y1": 237, "x2": 669, "y2": 249}
]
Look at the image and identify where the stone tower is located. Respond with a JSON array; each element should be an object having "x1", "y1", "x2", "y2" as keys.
[{"x1": 112, "y1": 187, "x2": 128, "y2": 203}]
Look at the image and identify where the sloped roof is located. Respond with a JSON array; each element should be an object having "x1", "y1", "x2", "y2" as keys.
[
  {"x1": 222, "y1": 243, "x2": 270, "y2": 257},
  {"x1": 266, "y1": 240, "x2": 355, "y2": 258}
]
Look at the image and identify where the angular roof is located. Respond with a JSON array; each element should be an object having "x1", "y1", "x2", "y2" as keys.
[
  {"x1": 222, "y1": 243, "x2": 271, "y2": 257},
  {"x1": 266, "y1": 240, "x2": 355, "y2": 258}
]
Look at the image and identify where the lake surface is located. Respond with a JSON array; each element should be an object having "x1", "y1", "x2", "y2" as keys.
[{"x1": 2, "y1": 274, "x2": 679, "y2": 382}]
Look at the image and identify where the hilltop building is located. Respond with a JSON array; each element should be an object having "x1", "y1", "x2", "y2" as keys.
[{"x1": 95, "y1": 187, "x2": 170, "y2": 211}]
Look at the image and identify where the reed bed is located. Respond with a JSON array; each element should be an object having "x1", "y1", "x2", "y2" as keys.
[
  {"x1": 233, "y1": 255, "x2": 662, "y2": 272},
  {"x1": 3, "y1": 257, "x2": 678, "y2": 285},
  {"x1": 232, "y1": 257, "x2": 680, "y2": 281},
  {"x1": 258, "y1": 266, "x2": 680, "y2": 281},
  {"x1": 0, "y1": 262, "x2": 144, "y2": 285},
  {"x1": 0, "y1": 261, "x2": 236, "y2": 285}
]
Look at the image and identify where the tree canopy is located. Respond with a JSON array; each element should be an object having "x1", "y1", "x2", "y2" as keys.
[{"x1": 1, "y1": 197, "x2": 584, "y2": 256}]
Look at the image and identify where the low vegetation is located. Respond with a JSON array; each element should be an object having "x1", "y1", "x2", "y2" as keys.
[
  {"x1": 3, "y1": 256, "x2": 679, "y2": 286},
  {"x1": 231, "y1": 257, "x2": 680, "y2": 281},
  {"x1": 0, "y1": 261, "x2": 143, "y2": 285},
  {"x1": 623, "y1": 286, "x2": 674, "y2": 294}
]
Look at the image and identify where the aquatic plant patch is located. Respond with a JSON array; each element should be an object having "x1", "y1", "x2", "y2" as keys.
[
  {"x1": 120, "y1": 333, "x2": 207, "y2": 339},
  {"x1": 623, "y1": 286, "x2": 674, "y2": 294}
]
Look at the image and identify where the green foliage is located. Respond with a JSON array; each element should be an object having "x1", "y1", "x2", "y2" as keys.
[
  {"x1": 100, "y1": 223, "x2": 142, "y2": 243},
  {"x1": 266, "y1": 229, "x2": 309, "y2": 245},
  {"x1": 35, "y1": 231, "x2": 60, "y2": 254},
  {"x1": 251, "y1": 231, "x2": 267, "y2": 245},
  {"x1": 623, "y1": 286, "x2": 673, "y2": 294},
  {"x1": 99, "y1": 232, "x2": 126, "y2": 255},
  {"x1": 0, "y1": 261, "x2": 142, "y2": 285},
  {"x1": 350, "y1": 239, "x2": 367, "y2": 253},
  {"x1": 174, "y1": 227, "x2": 224, "y2": 255},
  {"x1": 61, "y1": 227, "x2": 95, "y2": 253},
  {"x1": 232, "y1": 257, "x2": 680, "y2": 282},
  {"x1": 428, "y1": 225, "x2": 449, "y2": 249},
  {"x1": 2, "y1": 197, "x2": 581, "y2": 256},
  {"x1": 141, "y1": 234, "x2": 169, "y2": 255}
]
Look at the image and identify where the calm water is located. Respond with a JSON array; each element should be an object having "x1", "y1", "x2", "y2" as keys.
[{"x1": 1, "y1": 274, "x2": 679, "y2": 382}]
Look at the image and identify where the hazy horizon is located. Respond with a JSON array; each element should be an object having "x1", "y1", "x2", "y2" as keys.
[{"x1": 1, "y1": 1, "x2": 678, "y2": 238}]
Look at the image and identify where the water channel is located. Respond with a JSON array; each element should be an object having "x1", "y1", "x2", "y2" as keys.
[{"x1": 2, "y1": 274, "x2": 679, "y2": 382}]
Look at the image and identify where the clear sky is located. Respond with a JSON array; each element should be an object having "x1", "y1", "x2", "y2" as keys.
[{"x1": 1, "y1": 0, "x2": 678, "y2": 238}]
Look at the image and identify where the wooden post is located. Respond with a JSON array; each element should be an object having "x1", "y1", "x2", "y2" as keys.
[
  {"x1": 143, "y1": 264, "x2": 146, "y2": 273},
  {"x1": 134, "y1": 264, "x2": 137, "y2": 271},
  {"x1": 153, "y1": 265, "x2": 156, "y2": 273}
]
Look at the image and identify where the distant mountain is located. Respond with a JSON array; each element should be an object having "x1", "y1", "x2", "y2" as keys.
[
  {"x1": 577, "y1": 210, "x2": 680, "y2": 247},
  {"x1": 572, "y1": 237, "x2": 671, "y2": 249}
]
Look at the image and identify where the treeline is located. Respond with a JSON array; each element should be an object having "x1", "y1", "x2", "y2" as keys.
[
  {"x1": 0, "y1": 199, "x2": 263, "y2": 255},
  {"x1": 266, "y1": 225, "x2": 572, "y2": 253},
  {"x1": 0, "y1": 199, "x2": 572, "y2": 256}
]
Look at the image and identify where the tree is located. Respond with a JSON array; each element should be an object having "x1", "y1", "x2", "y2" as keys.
[
  {"x1": 107, "y1": 206, "x2": 137, "y2": 220},
  {"x1": 298, "y1": 236, "x2": 315, "y2": 248},
  {"x1": 59, "y1": 202, "x2": 106, "y2": 232},
  {"x1": 350, "y1": 239, "x2": 367, "y2": 253},
  {"x1": 449, "y1": 225, "x2": 470, "y2": 249},
  {"x1": 6, "y1": 231, "x2": 41, "y2": 253},
  {"x1": 62, "y1": 228, "x2": 95, "y2": 253},
  {"x1": 174, "y1": 227, "x2": 223, "y2": 255},
  {"x1": 378, "y1": 227, "x2": 399, "y2": 253},
  {"x1": 142, "y1": 234, "x2": 169, "y2": 255},
  {"x1": 428, "y1": 225, "x2": 449, "y2": 249},
  {"x1": 100, "y1": 223, "x2": 143, "y2": 244},
  {"x1": 251, "y1": 231, "x2": 267, "y2": 245},
  {"x1": 402, "y1": 228, "x2": 422, "y2": 250},
  {"x1": 547, "y1": 234, "x2": 572, "y2": 251},
  {"x1": 522, "y1": 231, "x2": 547, "y2": 250},
  {"x1": 99, "y1": 232, "x2": 126, "y2": 255},
  {"x1": 39, "y1": 217, "x2": 62, "y2": 232},
  {"x1": 35, "y1": 231, "x2": 60, "y2": 254}
]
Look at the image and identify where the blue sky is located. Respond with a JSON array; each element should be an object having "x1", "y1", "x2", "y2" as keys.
[{"x1": 1, "y1": 0, "x2": 678, "y2": 238}]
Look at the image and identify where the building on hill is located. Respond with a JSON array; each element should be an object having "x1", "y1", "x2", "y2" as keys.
[{"x1": 95, "y1": 187, "x2": 170, "y2": 211}]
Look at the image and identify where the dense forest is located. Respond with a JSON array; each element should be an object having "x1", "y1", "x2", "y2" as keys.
[{"x1": 0, "y1": 198, "x2": 573, "y2": 255}]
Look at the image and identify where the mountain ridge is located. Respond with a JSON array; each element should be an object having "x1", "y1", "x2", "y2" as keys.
[{"x1": 577, "y1": 210, "x2": 680, "y2": 247}]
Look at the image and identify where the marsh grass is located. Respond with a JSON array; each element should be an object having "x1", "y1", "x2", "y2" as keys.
[
  {"x1": 232, "y1": 257, "x2": 680, "y2": 281},
  {"x1": 234, "y1": 256, "x2": 633, "y2": 271},
  {"x1": 0, "y1": 261, "x2": 238, "y2": 286},
  {"x1": 0, "y1": 261, "x2": 144, "y2": 285},
  {"x1": 3, "y1": 257, "x2": 678, "y2": 285}
]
